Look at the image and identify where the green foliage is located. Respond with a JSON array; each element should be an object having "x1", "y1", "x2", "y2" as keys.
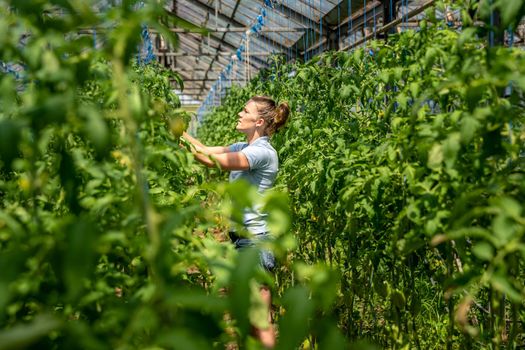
[
  {"x1": 0, "y1": 1, "x2": 346, "y2": 349},
  {"x1": 199, "y1": 3, "x2": 525, "y2": 348}
]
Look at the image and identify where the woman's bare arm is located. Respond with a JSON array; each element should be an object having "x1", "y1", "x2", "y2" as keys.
[
  {"x1": 192, "y1": 151, "x2": 250, "y2": 171},
  {"x1": 182, "y1": 132, "x2": 230, "y2": 154}
]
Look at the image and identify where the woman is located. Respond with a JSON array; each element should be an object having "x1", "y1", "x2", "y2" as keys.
[{"x1": 181, "y1": 95, "x2": 290, "y2": 348}]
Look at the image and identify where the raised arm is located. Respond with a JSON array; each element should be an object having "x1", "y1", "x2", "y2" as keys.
[
  {"x1": 191, "y1": 151, "x2": 250, "y2": 171},
  {"x1": 182, "y1": 131, "x2": 230, "y2": 154}
]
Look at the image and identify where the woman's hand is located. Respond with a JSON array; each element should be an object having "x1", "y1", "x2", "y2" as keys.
[
  {"x1": 179, "y1": 136, "x2": 192, "y2": 152},
  {"x1": 181, "y1": 132, "x2": 231, "y2": 155}
]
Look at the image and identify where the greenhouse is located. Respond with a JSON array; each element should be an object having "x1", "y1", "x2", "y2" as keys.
[{"x1": 1, "y1": 0, "x2": 525, "y2": 349}]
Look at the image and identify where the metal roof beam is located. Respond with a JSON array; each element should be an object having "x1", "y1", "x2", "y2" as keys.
[
  {"x1": 204, "y1": 0, "x2": 239, "y2": 85},
  {"x1": 264, "y1": 0, "x2": 321, "y2": 33},
  {"x1": 332, "y1": 1, "x2": 383, "y2": 35},
  {"x1": 175, "y1": 0, "x2": 271, "y2": 101},
  {"x1": 165, "y1": 27, "x2": 308, "y2": 33},
  {"x1": 179, "y1": 78, "x2": 246, "y2": 82},
  {"x1": 155, "y1": 51, "x2": 287, "y2": 57},
  {"x1": 165, "y1": 9, "x2": 268, "y2": 68},
  {"x1": 181, "y1": 32, "x2": 265, "y2": 68},
  {"x1": 198, "y1": 0, "x2": 239, "y2": 99},
  {"x1": 178, "y1": 0, "x2": 296, "y2": 61}
]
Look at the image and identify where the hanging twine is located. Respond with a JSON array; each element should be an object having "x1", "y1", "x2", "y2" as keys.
[{"x1": 246, "y1": 30, "x2": 251, "y2": 83}]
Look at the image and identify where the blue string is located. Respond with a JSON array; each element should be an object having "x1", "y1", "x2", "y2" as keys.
[
  {"x1": 406, "y1": 0, "x2": 410, "y2": 30},
  {"x1": 303, "y1": 34, "x2": 307, "y2": 62},
  {"x1": 348, "y1": 0, "x2": 352, "y2": 47},
  {"x1": 489, "y1": 0, "x2": 494, "y2": 47},
  {"x1": 364, "y1": 0, "x2": 367, "y2": 46},
  {"x1": 0, "y1": 62, "x2": 21, "y2": 80},
  {"x1": 348, "y1": 0, "x2": 355, "y2": 44},
  {"x1": 384, "y1": 0, "x2": 394, "y2": 24},
  {"x1": 142, "y1": 25, "x2": 155, "y2": 64},
  {"x1": 135, "y1": 1, "x2": 155, "y2": 65},
  {"x1": 508, "y1": 26, "x2": 514, "y2": 137},
  {"x1": 320, "y1": 0, "x2": 323, "y2": 54},
  {"x1": 271, "y1": 6, "x2": 275, "y2": 55},
  {"x1": 295, "y1": 2, "x2": 299, "y2": 61},
  {"x1": 288, "y1": 0, "x2": 292, "y2": 62},
  {"x1": 277, "y1": 2, "x2": 284, "y2": 60},
  {"x1": 400, "y1": 0, "x2": 404, "y2": 31},
  {"x1": 337, "y1": 2, "x2": 341, "y2": 49},
  {"x1": 311, "y1": 0, "x2": 315, "y2": 59},
  {"x1": 307, "y1": 0, "x2": 312, "y2": 61},
  {"x1": 405, "y1": 0, "x2": 409, "y2": 30},
  {"x1": 373, "y1": 5, "x2": 376, "y2": 39},
  {"x1": 304, "y1": 1, "x2": 309, "y2": 61},
  {"x1": 403, "y1": 0, "x2": 408, "y2": 31}
]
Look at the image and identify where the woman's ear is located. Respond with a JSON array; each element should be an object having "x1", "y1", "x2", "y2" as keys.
[{"x1": 255, "y1": 117, "x2": 265, "y2": 128}]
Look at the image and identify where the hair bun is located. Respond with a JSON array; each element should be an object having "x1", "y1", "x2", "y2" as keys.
[{"x1": 275, "y1": 102, "x2": 290, "y2": 124}]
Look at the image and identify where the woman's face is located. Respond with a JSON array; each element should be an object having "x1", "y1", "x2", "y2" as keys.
[{"x1": 236, "y1": 100, "x2": 262, "y2": 133}]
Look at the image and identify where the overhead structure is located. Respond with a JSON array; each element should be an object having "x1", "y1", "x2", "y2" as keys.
[{"x1": 143, "y1": 0, "x2": 525, "y2": 112}]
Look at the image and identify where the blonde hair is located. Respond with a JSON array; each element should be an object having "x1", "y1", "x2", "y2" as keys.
[{"x1": 249, "y1": 95, "x2": 290, "y2": 136}]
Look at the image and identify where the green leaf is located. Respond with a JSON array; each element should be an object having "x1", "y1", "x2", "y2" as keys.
[
  {"x1": 490, "y1": 273, "x2": 523, "y2": 303},
  {"x1": 349, "y1": 340, "x2": 381, "y2": 350},
  {"x1": 391, "y1": 289, "x2": 405, "y2": 308},
  {"x1": 62, "y1": 217, "x2": 99, "y2": 300},
  {"x1": 497, "y1": 0, "x2": 525, "y2": 28},
  {"x1": 442, "y1": 132, "x2": 460, "y2": 168},
  {"x1": 397, "y1": 93, "x2": 409, "y2": 110},
  {"x1": 492, "y1": 197, "x2": 522, "y2": 219},
  {"x1": 460, "y1": 116, "x2": 480, "y2": 144},
  {"x1": 465, "y1": 83, "x2": 486, "y2": 111},
  {"x1": 318, "y1": 326, "x2": 348, "y2": 350},
  {"x1": 276, "y1": 286, "x2": 314, "y2": 350},
  {"x1": 229, "y1": 249, "x2": 260, "y2": 338},
  {"x1": 0, "y1": 120, "x2": 22, "y2": 171},
  {"x1": 340, "y1": 84, "x2": 353, "y2": 99},
  {"x1": 157, "y1": 329, "x2": 212, "y2": 350},
  {"x1": 472, "y1": 241, "x2": 494, "y2": 261},
  {"x1": 427, "y1": 143, "x2": 443, "y2": 170},
  {"x1": 0, "y1": 314, "x2": 62, "y2": 350},
  {"x1": 81, "y1": 105, "x2": 110, "y2": 156},
  {"x1": 492, "y1": 215, "x2": 515, "y2": 245},
  {"x1": 295, "y1": 263, "x2": 339, "y2": 310},
  {"x1": 168, "y1": 288, "x2": 228, "y2": 314}
]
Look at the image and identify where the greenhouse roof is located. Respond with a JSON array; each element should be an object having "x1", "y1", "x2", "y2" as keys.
[{"x1": 151, "y1": 0, "x2": 403, "y2": 104}]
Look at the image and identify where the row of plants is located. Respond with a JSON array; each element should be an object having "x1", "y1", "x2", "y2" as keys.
[
  {"x1": 198, "y1": 1, "x2": 525, "y2": 348},
  {"x1": 0, "y1": 1, "x2": 346, "y2": 349}
]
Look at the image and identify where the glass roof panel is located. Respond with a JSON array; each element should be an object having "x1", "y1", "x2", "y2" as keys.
[{"x1": 160, "y1": 0, "x2": 374, "y2": 103}]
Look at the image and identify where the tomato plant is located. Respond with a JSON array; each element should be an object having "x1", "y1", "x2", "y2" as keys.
[
  {"x1": 199, "y1": 2, "x2": 525, "y2": 348},
  {"x1": 0, "y1": 2, "x2": 346, "y2": 349}
]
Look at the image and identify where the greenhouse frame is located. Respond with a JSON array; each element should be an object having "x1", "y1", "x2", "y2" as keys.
[{"x1": 1, "y1": 1, "x2": 525, "y2": 349}]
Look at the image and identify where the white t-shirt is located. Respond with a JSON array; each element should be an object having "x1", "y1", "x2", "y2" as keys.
[{"x1": 228, "y1": 136, "x2": 278, "y2": 234}]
